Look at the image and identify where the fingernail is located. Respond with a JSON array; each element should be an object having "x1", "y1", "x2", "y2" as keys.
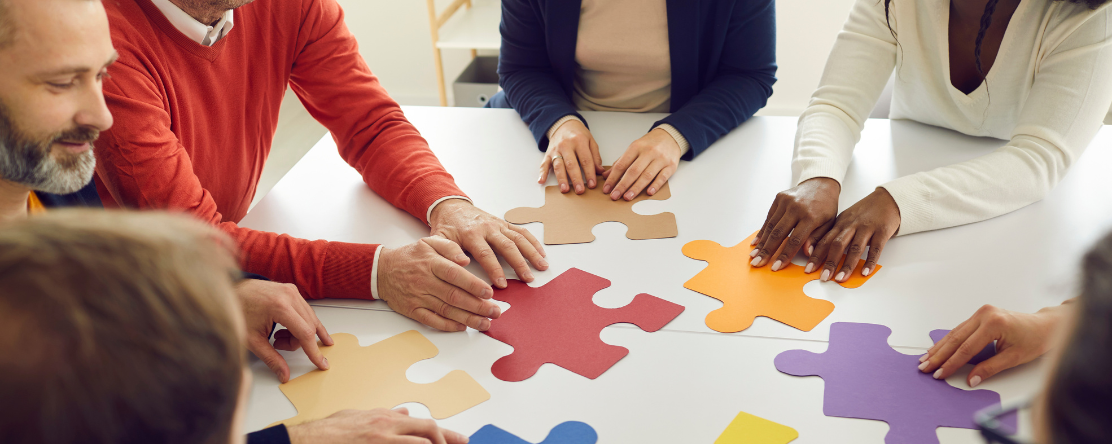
[
  {"x1": 750, "y1": 256, "x2": 762, "y2": 267},
  {"x1": 610, "y1": 191, "x2": 621, "y2": 200},
  {"x1": 323, "y1": 357, "x2": 330, "y2": 370},
  {"x1": 625, "y1": 191, "x2": 635, "y2": 200},
  {"x1": 524, "y1": 271, "x2": 534, "y2": 280},
  {"x1": 772, "y1": 260, "x2": 782, "y2": 271},
  {"x1": 919, "y1": 353, "x2": 929, "y2": 363},
  {"x1": 537, "y1": 173, "x2": 544, "y2": 183},
  {"x1": 750, "y1": 248, "x2": 759, "y2": 258},
  {"x1": 561, "y1": 184, "x2": 569, "y2": 192},
  {"x1": 863, "y1": 267, "x2": 871, "y2": 277},
  {"x1": 933, "y1": 369, "x2": 943, "y2": 380},
  {"x1": 969, "y1": 375, "x2": 982, "y2": 388},
  {"x1": 456, "y1": 254, "x2": 467, "y2": 262},
  {"x1": 576, "y1": 185, "x2": 584, "y2": 193},
  {"x1": 820, "y1": 269, "x2": 831, "y2": 281},
  {"x1": 603, "y1": 185, "x2": 612, "y2": 193},
  {"x1": 808, "y1": 246, "x2": 814, "y2": 255},
  {"x1": 458, "y1": 323, "x2": 468, "y2": 331},
  {"x1": 483, "y1": 288, "x2": 493, "y2": 298},
  {"x1": 835, "y1": 271, "x2": 845, "y2": 282},
  {"x1": 498, "y1": 278, "x2": 507, "y2": 287},
  {"x1": 589, "y1": 179, "x2": 596, "y2": 188},
  {"x1": 751, "y1": 237, "x2": 759, "y2": 245},
  {"x1": 539, "y1": 258, "x2": 549, "y2": 268},
  {"x1": 805, "y1": 263, "x2": 815, "y2": 273},
  {"x1": 918, "y1": 361, "x2": 929, "y2": 371},
  {"x1": 648, "y1": 187, "x2": 656, "y2": 195}
]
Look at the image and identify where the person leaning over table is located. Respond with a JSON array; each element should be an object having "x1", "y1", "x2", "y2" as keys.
[
  {"x1": 487, "y1": 0, "x2": 777, "y2": 201},
  {"x1": 0, "y1": 0, "x2": 346, "y2": 386},
  {"x1": 749, "y1": 0, "x2": 1112, "y2": 282},
  {"x1": 94, "y1": 0, "x2": 549, "y2": 337},
  {"x1": 0, "y1": 210, "x2": 468, "y2": 444}
]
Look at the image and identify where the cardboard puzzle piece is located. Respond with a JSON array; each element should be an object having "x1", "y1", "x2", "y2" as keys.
[
  {"x1": 683, "y1": 232, "x2": 880, "y2": 333},
  {"x1": 470, "y1": 421, "x2": 598, "y2": 444},
  {"x1": 505, "y1": 182, "x2": 677, "y2": 245},
  {"x1": 484, "y1": 268, "x2": 684, "y2": 381},
  {"x1": 271, "y1": 331, "x2": 489, "y2": 426},
  {"x1": 929, "y1": 329, "x2": 997, "y2": 365},
  {"x1": 774, "y1": 323, "x2": 1014, "y2": 444},
  {"x1": 715, "y1": 411, "x2": 799, "y2": 444}
]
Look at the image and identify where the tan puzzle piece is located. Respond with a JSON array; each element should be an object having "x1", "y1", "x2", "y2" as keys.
[
  {"x1": 270, "y1": 331, "x2": 490, "y2": 427},
  {"x1": 505, "y1": 182, "x2": 677, "y2": 245}
]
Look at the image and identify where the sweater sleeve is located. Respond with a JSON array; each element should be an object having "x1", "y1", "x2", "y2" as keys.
[
  {"x1": 497, "y1": 0, "x2": 588, "y2": 151},
  {"x1": 288, "y1": 0, "x2": 467, "y2": 221},
  {"x1": 881, "y1": 9, "x2": 1112, "y2": 235},
  {"x1": 792, "y1": 0, "x2": 898, "y2": 188},
  {"x1": 655, "y1": 0, "x2": 777, "y2": 159}
]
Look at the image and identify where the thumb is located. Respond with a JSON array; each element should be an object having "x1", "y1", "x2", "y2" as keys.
[
  {"x1": 249, "y1": 336, "x2": 291, "y2": 383},
  {"x1": 444, "y1": 429, "x2": 470, "y2": 444}
]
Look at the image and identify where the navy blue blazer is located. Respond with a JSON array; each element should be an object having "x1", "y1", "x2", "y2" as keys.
[{"x1": 496, "y1": 0, "x2": 777, "y2": 160}]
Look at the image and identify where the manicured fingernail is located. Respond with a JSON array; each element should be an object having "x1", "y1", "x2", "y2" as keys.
[
  {"x1": 323, "y1": 357, "x2": 330, "y2": 369},
  {"x1": 576, "y1": 185, "x2": 584, "y2": 193},
  {"x1": 648, "y1": 187, "x2": 656, "y2": 195},
  {"x1": 805, "y1": 263, "x2": 814, "y2": 273},
  {"x1": 772, "y1": 260, "x2": 782, "y2": 271},
  {"x1": 808, "y1": 246, "x2": 814, "y2": 255},
  {"x1": 918, "y1": 361, "x2": 929, "y2": 371},
  {"x1": 603, "y1": 185, "x2": 612, "y2": 193},
  {"x1": 933, "y1": 369, "x2": 943, "y2": 380},
  {"x1": 969, "y1": 375, "x2": 982, "y2": 388},
  {"x1": 919, "y1": 353, "x2": 929, "y2": 363},
  {"x1": 751, "y1": 237, "x2": 759, "y2": 245},
  {"x1": 537, "y1": 173, "x2": 544, "y2": 183},
  {"x1": 750, "y1": 248, "x2": 759, "y2": 257},
  {"x1": 625, "y1": 191, "x2": 635, "y2": 200},
  {"x1": 862, "y1": 267, "x2": 871, "y2": 277},
  {"x1": 835, "y1": 271, "x2": 845, "y2": 282},
  {"x1": 589, "y1": 179, "x2": 596, "y2": 188},
  {"x1": 750, "y1": 256, "x2": 762, "y2": 267},
  {"x1": 821, "y1": 269, "x2": 831, "y2": 281}
]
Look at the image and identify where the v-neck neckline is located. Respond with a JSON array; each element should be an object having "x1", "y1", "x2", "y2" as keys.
[{"x1": 941, "y1": 0, "x2": 1025, "y2": 100}]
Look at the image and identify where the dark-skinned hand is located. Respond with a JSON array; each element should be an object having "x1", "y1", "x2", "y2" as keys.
[
  {"x1": 751, "y1": 177, "x2": 841, "y2": 272},
  {"x1": 808, "y1": 187, "x2": 901, "y2": 282}
]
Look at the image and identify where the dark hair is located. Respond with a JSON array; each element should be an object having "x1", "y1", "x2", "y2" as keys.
[
  {"x1": 0, "y1": 210, "x2": 245, "y2": 444},
  {"x1": 1044, "y1": 231, "x2": 1112, "y2": 444},
  {"x1": 883, "y1": 0, "x2": 1110, "y2": 77}
]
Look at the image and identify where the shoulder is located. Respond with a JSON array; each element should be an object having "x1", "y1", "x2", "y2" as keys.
[{"x1": 1041, "y1": 0, "x2": 1112, "y2": 50}]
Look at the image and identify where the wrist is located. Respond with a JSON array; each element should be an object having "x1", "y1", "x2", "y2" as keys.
[{"x1": 428, "y1": 198, "x2": 472, "y2": 227}]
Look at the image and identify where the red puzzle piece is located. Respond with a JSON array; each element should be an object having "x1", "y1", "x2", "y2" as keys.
[{"x1": 483, "y1": 268, "x2": 684, "y2": 382}]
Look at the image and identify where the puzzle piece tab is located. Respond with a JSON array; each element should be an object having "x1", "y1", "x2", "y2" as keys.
[
  {"x1": 683, "y1": 232, "x2": 880, "y2": 333},
  {"x1": 715, "y1": 411, "x2": 798, "y2": 444},
  {"x1": 484, "y1": 268, "x2": 684, "y2": 381},
  {"x1": 774, "y1": 323, "x2": 1013, "y2": 444},
  {"x1": 505, "y1": 182, "x2": 677, "y2": 245},
  {"x1": 470, "y1": 421, "x2": 598, "y2": 444},
  {"x1": 271, "y1": 331, "x2": 489, "y2": 426}
]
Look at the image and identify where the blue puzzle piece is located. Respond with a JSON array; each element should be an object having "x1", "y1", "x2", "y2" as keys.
[{"x1": 470, "y1": 421, "x2": 597, "y2": 444}]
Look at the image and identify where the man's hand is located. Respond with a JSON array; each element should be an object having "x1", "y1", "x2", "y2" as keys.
[
  {"x1": 287, "y1": 408, "x2": 468, "y2": 444},
  {"x1": 540, "y1": 119, "x2": 604, "y2": 194},
  {"x1": 429, "y1": 199, "x2": 548, "y2": 289},
  {"x1": 378, "y1": 236, "x2": 502, "y2": 332},
  {"x1": 751, "y1": 178, "x2": 841, "y2": 272},
  {"x1": 601, "y1": 128, "x2": 683, "y2": 201},
  {"x1": 808, "y1": 187, "x2": 901, "y2": 282},
  {"x1": 920, "y1": 303, "x2": 1070, "y2": 387},
  {"x1": 237, "y1": 279, "x2": 333, "y2": 383}
]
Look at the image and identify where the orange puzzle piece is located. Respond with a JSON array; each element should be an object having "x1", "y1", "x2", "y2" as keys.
[{"x1": 682, "y1": 232, "x2": 880, "y2": 333}]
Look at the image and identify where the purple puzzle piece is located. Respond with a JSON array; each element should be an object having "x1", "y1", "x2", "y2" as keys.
[
  {"x1": 774, "y1": 323, "x2": 1015, "y2": 444},
  {"x1": 929, "y1": 329, "x2": 996, "y2": 365}
]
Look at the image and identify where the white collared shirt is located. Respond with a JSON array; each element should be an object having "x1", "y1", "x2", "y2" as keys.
[{"x1": 150, "y1": 0, "x2": 235, "y2": 46}]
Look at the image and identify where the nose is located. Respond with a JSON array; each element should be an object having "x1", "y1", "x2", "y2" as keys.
[{"x1": 74, "y1": 78, "x2": 114, "y2": 132}]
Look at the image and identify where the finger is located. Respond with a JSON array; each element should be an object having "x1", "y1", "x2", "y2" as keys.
[
  {"x1": 811, "y1": 227, "x2": 849, "y2": 282},
  {"x1": 836, "y1": 229, "x2": 872, "y2": 283},
  {"x1": 443, "y1": 429, "x2": 470, "y2": 444},
  {"x1": 552, "y1": 153, "x2": 571, "y2": 193},
  {"x1": 925, "y1": 316, "x2": 978, "y2": 361},
  {"x1": 502, "y1": 226, "x2": 547, "y2": 271},
  {"x1": 393, "y1": 417, "x2": 448, "y2": 444},
  {"x1": 511, "y1": 224, "x2": 547, "y2": 261},
  {"x1": 538, "y1": 154, "x2": 552, "y2": 184},
  {"x1": 775, "y1": 223, "x2": 816, "y2": 273},
  {"x1": 424, "y1": 288, "x2": 492, "y2": 331},
  {"x1": 411, "y1": 307, "x2": 467, "y2": 332},
  {"x1": 968, "y1": 349, "x2": 1026, "y2": 387},
  {"x1": 611, "y1": 157, "x2": 650, "y2": 201},
  {"x1": 862, "y1": 231, "x2": 890, "y2": 277},
  {"x1": 278, "y1": 310, "x2": 330, "y2": 372},
  {"x1": 284, "y1": 289, "x2": 334, "y2": 347},
  {"x1": 425, "y1": 235, "x2": 470, "y2": 266},
  {"x1": 754, "y1": 196, "x2": 783, "y2": 246},
  {"x1": 576, "y1": 143, "x2": 598, "y2": 189},
  {"x1": 803, "y1": 219, "x2": 835, "y2": 272},
  {"x1": 562, "y1": 147, "x2": 586, "y2": 194},
  {"x1": 248, "y1": 335, "x2": 291, "y2": 383},
  {"x1": 431, "y1": 254, "x2": 496, "y2": 302},
  {"x1": 488, "y1": 232, "x2": 534, "y2": 282},
  {"x1": 932, "y1": 325, "x2": 997, "y2": 380},
  {"x1": 272, "y1": 329, "x2": 300, "y2": 351},
  {"x1": 754, "y1": 213, "x2": 798, "y2": 269},
  {"x1": 590, "y1": 138, "x2": 604, "y2": 174},
  {"x1": 460, "y1": 234, "x2": 509, "y2": 290},
  {"x1": 646, "y1": 164, "x2": 674, "y2": 196},
  {"x1": 621, "y1": 159, "x2": 665, "y2": 201},
  {"x1": 603, "y1": 150, "x2": 636, "y2": 195}
]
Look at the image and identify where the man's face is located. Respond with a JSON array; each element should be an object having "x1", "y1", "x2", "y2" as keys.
[{"x1": 0, "y1": 0, "x2": 116, "y2": 194}]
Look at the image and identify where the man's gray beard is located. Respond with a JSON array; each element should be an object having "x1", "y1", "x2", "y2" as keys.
[{"x1": 0, "y1": 107, "x2": 97, "y2": 195}]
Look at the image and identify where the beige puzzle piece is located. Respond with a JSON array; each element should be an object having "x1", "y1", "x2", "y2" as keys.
[
  {"x1": 270, "y1": 331, "x2": 490, "y2": 427},
  {"x1": 505, "y1": 182, "x2": 677, "y2": 245}
]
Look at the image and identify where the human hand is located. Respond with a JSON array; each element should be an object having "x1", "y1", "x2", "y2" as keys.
[
  {"x1": 601, "y1": 128, "x2": 683, "y2": 201},
  {"x1": 540, "y1": 119, "x2": 604, "y2": 194},
  {"x1": 920, "y1": 304, "x2": 1070, "y2": 387},
  {"x1": 287, "y1": 408, "x2": 468, "y2": 444},
  {"x1": 750, "y1": 178, "x2": 841, "y2": 271},
  {"x1": 236, "y1": 279, "x2": 333, "y2": 383},
  {"x1": 429, "y1": 199, "x2": 548, "y2": 289},
  {"x1": 808, "y1": 187, "x2": 900, "y2": 282}
]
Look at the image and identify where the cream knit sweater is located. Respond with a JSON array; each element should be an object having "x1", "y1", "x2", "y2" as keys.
[{"x1": 793, "y1": 0, "x2": 1112, "y2": 235}]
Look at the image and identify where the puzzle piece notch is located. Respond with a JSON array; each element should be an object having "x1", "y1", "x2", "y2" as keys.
[
  {"x1": 271, "y1": 331, "x2": 489, "y2": 426},
  {"x1": 484, "y1": 268, "x2": 685, "y2": 381},
  {"x1": 774, "y1": 323, "x2": 1013, "y2": 444},
  {"x1": 683, "y1": 233, "x2": 880, "y2": 333},
  {"x1": 470, "y1": 421, "x2": 598, "y2": 444},
  {"x1": 505, "y1": 182, "x2": 677, "y2": 245},
  {"x1": 714, "y1": 411, "x2": 799, "y2": 444},
  {"x1": 929, "y1": 329, "x2": 996, "y2": 366}
]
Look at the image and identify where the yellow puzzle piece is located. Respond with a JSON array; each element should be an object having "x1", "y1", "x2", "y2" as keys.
[
  {"x1": 270, "y1": 331, "x2": 490, "y2": 426},
  {"x1": 715, "y1": 411, "x2": 799, "y2": 443}
]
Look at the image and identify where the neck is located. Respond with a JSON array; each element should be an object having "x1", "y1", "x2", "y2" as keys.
[
  {"x1": 169, "y1": 0, "x2": 228, "y2": 26},
  {"x1": 0, "y1": 179, "x2": 31, "y2": 223}
]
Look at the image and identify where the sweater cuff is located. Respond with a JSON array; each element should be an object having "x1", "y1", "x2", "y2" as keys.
[
  {"x1": 405, "y1": 175, "x2": 469, "y2": 225},
  {"x1": 547, "y1": 115, "x2": 584, "y2": 140},
  {"x1": 320, "y1": 241, "x2": 380, "y2": 299},
  {"x1": 793, "y1": 157, "x2": 850, "y2": 187},
  {"x1": 654, "y1": 124, "x2": 690, "y2": 155},
  {"x1": 369, "y1": 245, "x2": 383, "y2": 300},
  {"x1": 879, "y1": 174, "x2": 932, "y2": 236},
  {"x1": 246, "y1": 425, "x2": 291, "y2": 444}
]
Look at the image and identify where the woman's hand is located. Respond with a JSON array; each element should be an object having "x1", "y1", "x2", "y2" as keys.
[
  {"x1": 751, "y1": 178, "x2": 841, "y2": 271},
  {"x1": 602, "y1": 128, "x2": 683, "y2": 200},
  {"x1": 808, "y1": 187, "x2": 900, "y2": 282},
  {"x1": 540, "y1": 119, "x2": 604, "y2": 194},
  {"x1": 920, "y1": 303, "x2": 1071, "y2": 387}
]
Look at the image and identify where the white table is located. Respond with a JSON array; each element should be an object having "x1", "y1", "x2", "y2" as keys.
[{"x1": 242, "y1": 107, "x2": 1112, "y2": 442}]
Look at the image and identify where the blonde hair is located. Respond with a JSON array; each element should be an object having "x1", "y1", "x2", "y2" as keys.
[{"x1": 0, "y1": 209, "x2": 245, "y2": 444}]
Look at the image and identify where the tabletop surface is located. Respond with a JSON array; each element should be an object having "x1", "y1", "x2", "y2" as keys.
[{"x1": 241, "y1": 107, "x2": 1112, "y2": 442}]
